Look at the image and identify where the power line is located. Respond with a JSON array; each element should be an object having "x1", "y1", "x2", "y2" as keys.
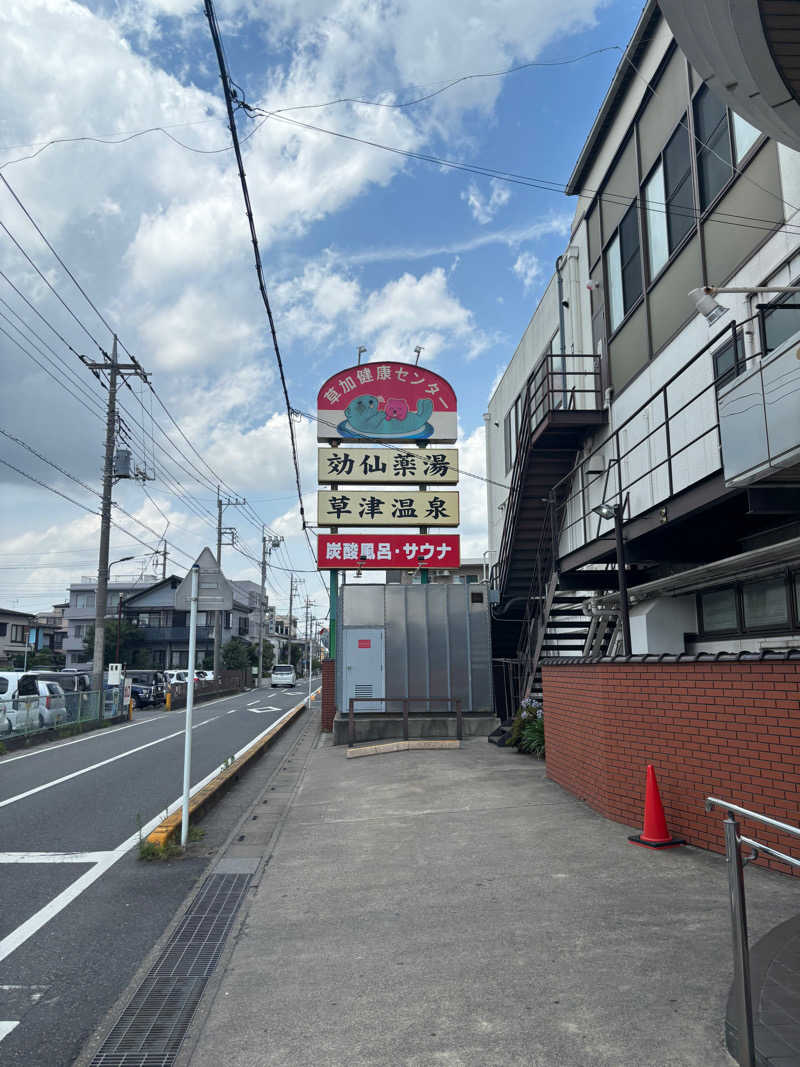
[{"x1": 204, "y1": 0, "x2": 308, "y2": 539}]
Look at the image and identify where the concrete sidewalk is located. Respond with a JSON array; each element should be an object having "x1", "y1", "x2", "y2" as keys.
[{"x1": 181, "y1": 737, "x2": 799, "y2": 1067}]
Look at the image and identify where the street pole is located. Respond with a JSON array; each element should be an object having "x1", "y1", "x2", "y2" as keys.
[
  {"x1": 86, "y1": 337, "x2": 149, "y2": 703},
  {"x1": 115, "y1": 594, "x2": 122, "y2": 663},
  {"x1": 181, "y1": 564, "x2": 199, "y2": 848},
  {"x1": 258, "y1": 530, "x2": 267, "y2": 689},
  {"x1": 613, "y1": 505, "x2": 632, "y2": 656},
  {"x1": 214, "y1": 489, "x2": 222, "y2": 677},
  {"x1": 288, "y1": 575, "x2": 296, "y2": 668},
  {"x1": 91, "y1": 337, "x2": 119, "y2": 697},
  {"x1": 307, "y1": 613, "x2": 313, "y2": 708},
  {"x1": 161, "y1": 543, "x2": 167, "y2": 580},
  {"x1": 329, "y1": 570, "x2": 338, "y2": 659}
]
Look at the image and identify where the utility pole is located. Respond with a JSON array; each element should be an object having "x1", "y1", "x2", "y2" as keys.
[
  {"x1": 85, "y1": 337, "x2": 149, "y2": 700},
  {"x1": 257, "y1": 531, "x2": 282, "y2": 687},
  {"x1": 213, "y1": 486, "x2": 246, "y2": 675},
  {"x1": 303, "y1": 596, "x2": 311, "y2": 678},
  {"x1": 288, "y1": 575, "x2": 298, "y2": 668},
  {"x1": 161, "y1": 542, "x2": 168, "y2": 580}
]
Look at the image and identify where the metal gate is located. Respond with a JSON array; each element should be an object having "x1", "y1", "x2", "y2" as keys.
[{"x1": 343, "y1": 628, "x2": 384, "y2": 713}]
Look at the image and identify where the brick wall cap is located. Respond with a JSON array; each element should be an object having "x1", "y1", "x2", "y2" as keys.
[{"x1": 540, "y1": 649, "x2": 800, "y2": 665}]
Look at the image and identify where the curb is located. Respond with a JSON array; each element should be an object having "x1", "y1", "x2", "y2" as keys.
[
  {"x1": 146, "y1": 687, "x2": 320, "y2": 847},
  {"x1": 346, "y1": 738, "x2": 461, "y2": 758}
]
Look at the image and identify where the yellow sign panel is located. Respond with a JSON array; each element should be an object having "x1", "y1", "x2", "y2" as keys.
[
  {"x1": 317, "y1": 490, "x2": 459, "y2": 527},
  {"x1": 318, "y1": 447, "x2": 459, "y2": 485}
]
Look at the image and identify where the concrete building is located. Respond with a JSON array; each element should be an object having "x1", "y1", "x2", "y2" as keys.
[
  {"x1": 385, "y1": 557, "x2": 486, "y2": 585},
  {"x1": 34, "y1": 602, "x2": 68, "y2": 654},
  {"x1": 62, "y1": 575, "x2": 155, "y2": 666},
  {"x1": 0, "y1": 608, "x2": 34, "y2": 665},
  {"x1": 487, "y1": 0, "x2": 800, "y2": 715}
]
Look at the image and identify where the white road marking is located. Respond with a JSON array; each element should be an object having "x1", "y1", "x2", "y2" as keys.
[
  {"x1": 0, "y1": 986, "x2": 47, "y2": 1004},
  {"x1": 227, "y1": 709, "x2": 236, "y2": 715},
  {"x1": 0, "y1": 695, "x2": 316, "y2": 966},
  {"x1": 0, "y1": 1021, "x2": 19, "y2": 1042},
  {"x1": 0, "y1": 852, "x2": 113, "y2": 864},
  {"x1": 0, "y1": 688, "x2": 249, "y2": 767},
  {"x1": 0, "y1": 718, "x2": 215, "y2": 811}
]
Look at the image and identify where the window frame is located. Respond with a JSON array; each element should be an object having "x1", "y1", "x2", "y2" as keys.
[
  {"x1": 697, "y1": 573, "x2": 800, "y2": 638},
  {"x1": 693, "y1": 83, "x2": 734, "y2": 214},
  {"x1": 604, "y1": 199, "x2": 644, "y2": 336},
  {"x1": 642, "y1": 116, "x2": 697, "y2": 285}
]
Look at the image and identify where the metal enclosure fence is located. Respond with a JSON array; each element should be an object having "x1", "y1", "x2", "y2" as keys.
[
  {"x1": 4, "y1": 687, "x2": 122, "y2": 742},
  {"x1": 348, "y1": 696, "x2": 463, "y2": 747}
]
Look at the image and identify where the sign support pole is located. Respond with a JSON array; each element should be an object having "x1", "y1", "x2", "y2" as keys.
[
  {"x1": 181, "y1": 564, "x2": 199, "y2": 848},
  {"x1": 329, "y1": 570, "x2": 338, "y2": 659}
]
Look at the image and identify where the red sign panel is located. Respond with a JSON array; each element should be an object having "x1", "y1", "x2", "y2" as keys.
[
  {"x1": 357, "y1": 639, "x2": 371, "y2": 648},
  {"x1": 317, "y1": 533, "x2": 460, "y2": 569},
  {"x1": 316, "y1": 362, "x2": 457, "y2": 443}
]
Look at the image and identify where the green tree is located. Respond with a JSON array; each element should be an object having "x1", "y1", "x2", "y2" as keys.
[
  {"x1": 259, "y1": 640, "x2": 274, "y2": 674},
  {"x1": 221, "y1": 636, "x2": 256, "y2": 672},
  {"x1": 83, "y1": 621, "x2": 148, "y2": 667}
]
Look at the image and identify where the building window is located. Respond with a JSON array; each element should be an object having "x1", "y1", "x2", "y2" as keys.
[
  {"x1": 238, "y1": 617, "x2": 249, "y2": 636},
  {"x1": 762, "y1": 287, "x2": 800, "y2": 354},
  {"x1": 0, "y1": 623, "x2": 6, "y2": 637},
  {"x1": 503, "y1": 410, "x2": 512, "y2": 473},
  {"x1": 10, "y1": 625, "x2": 27, "y2": 643},
  {"x1": 644, "y1": 122, "x2": 694, "y2": 278},
  {"x1": 743, "y1": 578, "x2": 788, "y2": 629},
  {"x1": 605, "y1": 201, "x2": 642, "y2": 332},
  {"x1": 731, "y1": 112, "x2": 760, "y2": 163},
  {"x1": 73, "y1": 591, "x2": 95, "y2": 609},
  {"x1": 694, "y1": 85, "x2": 732, "y2": 211},
  {"x1": 712, "y1": 329, "x2": 746, "y2": 388},
  {"x1": 699, "y1": 588, "x2": 738, "y2": 632},
  {"x1": 72, "y1": 623, "x2": 86, "y2": 639}
]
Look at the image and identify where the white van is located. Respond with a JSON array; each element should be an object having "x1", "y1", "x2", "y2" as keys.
[{"x1": 271, "y1": 664, "x2": 296, "y2": 688}]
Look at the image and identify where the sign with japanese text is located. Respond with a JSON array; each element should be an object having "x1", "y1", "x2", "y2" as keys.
[
  {"x1": 318, "y1": 534, "x2": 461, "y2": 569},
  {"x1": 317, "y1": 362, "x2": 457, "y2": 442},
  {"x1": 317, "y1": 490, "x2": 459, "y2": 527},
  {"x1": 318, "y1": 447, "x2": 459, "y2": 485}
]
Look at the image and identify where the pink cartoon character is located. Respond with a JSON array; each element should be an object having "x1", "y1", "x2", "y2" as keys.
[{"x1": 383, "y1": 397, "x2": 409, "y2": 421}]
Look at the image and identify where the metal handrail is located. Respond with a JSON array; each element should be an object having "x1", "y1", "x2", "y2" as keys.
[
  {"x1": 348, "y1": 696, "x2": 463, "y2": 747},
  {"x1": 705, "y1": 795, "x2": 800, "y2": 1067}
]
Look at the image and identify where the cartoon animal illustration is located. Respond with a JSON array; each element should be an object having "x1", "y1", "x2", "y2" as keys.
[
  {"x1": 384, "y1": 397, "x2": 409, "y2": 421},
  {"x1": 344, "y1": 394, "x2": 434, "y2": 437}
]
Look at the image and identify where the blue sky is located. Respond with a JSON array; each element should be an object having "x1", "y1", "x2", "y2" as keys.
[{"x1": 0, "y1": 0, "x2": 644, "y2": 616}]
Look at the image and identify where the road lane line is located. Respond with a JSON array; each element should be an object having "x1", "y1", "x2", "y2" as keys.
[
  {"x1": 0, "y1": 852, "x2": 113, "y2": 864},
  {"x1": 0, "y1": 691, "x2": 250, "y2": 767},
  {"x1": 0, "y1": 717, "x2": 217, "y2": 810},
  {"x1": 0, "y1": 696, "x2": 313, "y2": 966},
  {"x1": 0, "y1": 1022, "x2": 19, "y2": 1042}
]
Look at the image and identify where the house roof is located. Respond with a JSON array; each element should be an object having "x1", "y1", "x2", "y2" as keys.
[{"x1": 0, "y1": 607, "x2": 35, "y2": 619}]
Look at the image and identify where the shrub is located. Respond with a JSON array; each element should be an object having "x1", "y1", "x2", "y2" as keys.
[
  {"x1": 517, "y1": 715, "x2": 545, "y2": 758},
  {"x1": 506, "y1": 696, "x2": 542, "y2": 748}
]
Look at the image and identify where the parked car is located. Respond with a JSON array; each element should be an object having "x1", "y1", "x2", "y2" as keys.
[
  {"x1": 33, "y1": 670, "x2": 90, "y2": 722},
  {"x1": 0, "y1": 672, "x2": 67, "y2": 732},
  {"x1": 195, "y1": 670, "x2": 215, "y2": 681},
  {"x1": 128, "y1": 670, "x2": 167, "y2": 708},
  {"x1": 271, "y1": 664, "x2": 296, "y2": 688}
]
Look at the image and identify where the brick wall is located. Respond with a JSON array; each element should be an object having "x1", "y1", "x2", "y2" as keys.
[
  {"x1": 541, "y1": 661, "x2": 800, "y2": 867},
  {"x1": 321, "y1": 659, "x2": 336, "y2": 732}
]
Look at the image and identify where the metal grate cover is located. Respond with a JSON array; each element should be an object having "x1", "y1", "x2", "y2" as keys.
[{"x1": 91, "y1": 873, "x2": 250, "y2": 1067}]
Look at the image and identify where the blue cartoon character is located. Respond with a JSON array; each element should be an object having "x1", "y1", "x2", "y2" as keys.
[{"x1": 342, "y1": 394, "x2": 434, "y2": 438}]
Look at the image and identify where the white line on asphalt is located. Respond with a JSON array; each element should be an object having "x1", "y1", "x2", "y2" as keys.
[
  {"x1": 227, "y1": 709, "x2": 236, "y2": 715},
  {"x1": 0, "y1": 689, "x2": 252, "y2": 767},
  {"x1": 0, "y1": 693, "x2": 317, "y2": 966},
  {"x1": 0, "y1": 852, "x2": 113, "y2": 864},
  {"x1": 0, "y1": 718, "x2": 215, "y2": 811},
  {"x1": 0, "y1": 1022, "x2": 19, "y2": 1043},
  {"x1": 250, "y1": 706, "x2": 281, "y2": 713}
]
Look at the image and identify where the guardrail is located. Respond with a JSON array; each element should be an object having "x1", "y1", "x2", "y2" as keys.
[
  {"x1": 705, "y1": 796, "x2": 800, "y2": 1067},
  {"x1": 348, "y1": 697, "x2": 463, "y2": 748}
]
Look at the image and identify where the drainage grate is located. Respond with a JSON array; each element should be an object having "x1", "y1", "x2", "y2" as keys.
[{"x1": 90, "y1": 873, "x2": 250, "y2": 1067}]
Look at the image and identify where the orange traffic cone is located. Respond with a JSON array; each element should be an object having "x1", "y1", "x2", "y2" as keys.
[{"x1": 628, "y1": 764, "x2": 685, "y2": 849}]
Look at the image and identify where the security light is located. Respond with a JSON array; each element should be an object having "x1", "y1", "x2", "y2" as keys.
[
  {"x1": 689, "y1": 287, "x2": 728, "y2": 325},
  {"x1": 592, "y1": 503, "x2": 616, "y2": 520}
]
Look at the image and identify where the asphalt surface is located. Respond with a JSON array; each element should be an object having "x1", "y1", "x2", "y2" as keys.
[{"x1": 0, "y1": 679, "x2": 317, "y2": 1067}]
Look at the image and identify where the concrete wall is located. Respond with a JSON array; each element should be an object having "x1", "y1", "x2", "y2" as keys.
[{"x1": 541, "y1": 659, "x2": 800, "y2": 870}]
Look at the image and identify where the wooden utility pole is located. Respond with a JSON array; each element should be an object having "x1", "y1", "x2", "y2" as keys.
[
  {"x1": 85, "y1": 337, "x2": 149, "y2": 702},
  {"x1": 257, "y1": 531, "x2": 282, "y2": 687}
]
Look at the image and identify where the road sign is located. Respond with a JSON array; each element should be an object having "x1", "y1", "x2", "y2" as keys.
[
  {"x1": 318, "y1": 533, "x2": 460, "y2": 569},
  {"x1": 318, "y1": 446, "x2": 458, "y2": 485},
  {"x1": 174, "y1": 547, "x2": 234, "y2": 612},
  {"x1": 317, "y1": 489, "x2": 459, "y2": 527},
  {"x1": 317, "y1": 362, "x2": 457, "y2": 443}
]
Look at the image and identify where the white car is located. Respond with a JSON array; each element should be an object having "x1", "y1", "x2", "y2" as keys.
[
  {"x1": 0, "y1": 672, "x2": 67, "y2": 733},
  {"x1": 271, "y1": 664, "x2": 296, "y2": 688}
]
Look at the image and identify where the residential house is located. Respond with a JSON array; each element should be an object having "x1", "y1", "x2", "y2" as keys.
[
  {"x1": 0, "y1": 608, "x2": 34, "y2": 665},
  {"x1": 34, "y1": 602, "x2": 68, "y2": 654},
  {"x1": 385, "y1": 557, "x2": 486, "y2": 585},
  {"x1": 63, "y1": 575, "x2": 158, "y2": 667},
  {"x1": 487, "y1": 0, "x2": 800, "y2": 715}
]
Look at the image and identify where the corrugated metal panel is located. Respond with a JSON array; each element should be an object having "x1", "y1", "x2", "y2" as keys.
[
  {"x1": 426, "y1": 584, "x2": 449, "y2": 710},
  {"x1": 384, "y1": 584, "x2": 407, "y2": 713},
  {"x1": 468, "y1": 587, "x2": 493, "y2": 712},
  {"x1": 405, "y1": 587, "x2": 428, "y2": 713}
]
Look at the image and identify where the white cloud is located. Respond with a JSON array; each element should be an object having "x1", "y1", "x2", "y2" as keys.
[
  {"x1": 461, "y1": 178, "x2": 511, "y2": 225},
  {"x1": 512, "y1": 250, "x2": 543, "y2": 290}
]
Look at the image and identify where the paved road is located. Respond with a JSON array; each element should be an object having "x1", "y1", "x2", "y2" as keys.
[{"x1": 0, "y1": 679, "x2": 318, "y2": 1066}]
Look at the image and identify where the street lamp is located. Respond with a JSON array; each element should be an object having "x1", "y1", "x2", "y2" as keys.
[
  {"x1": 592, "y1": 503, "x2": 632, "y2": 656},
  {"x1": 690, "y1": 285, "x2": 800, "y2": 326},
  {"x1": 108, "y1": 556, "x2": 134, "y2": 663}
]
